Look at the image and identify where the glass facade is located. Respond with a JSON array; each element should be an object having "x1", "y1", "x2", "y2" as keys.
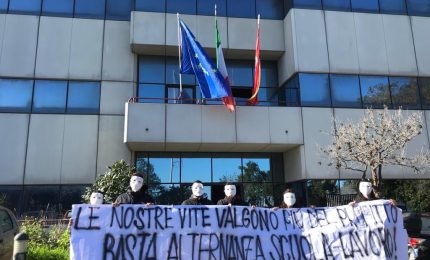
[{"x1": 0, "y1": 79, "x2": 33, "y2": 113}]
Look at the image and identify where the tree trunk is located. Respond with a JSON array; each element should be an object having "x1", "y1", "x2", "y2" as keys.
[{"x1": 371, "y1": 168, "x2": 381, "y2": 198}]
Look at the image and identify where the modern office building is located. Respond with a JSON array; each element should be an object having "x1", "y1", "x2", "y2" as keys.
[{"x1": 1, "y1": 0, "x2": 430, "y2": 215}]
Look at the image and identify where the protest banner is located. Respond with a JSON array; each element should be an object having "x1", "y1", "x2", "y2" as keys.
[{"x1": 70, "y1": 200, "x2": 407, "y2": 259}]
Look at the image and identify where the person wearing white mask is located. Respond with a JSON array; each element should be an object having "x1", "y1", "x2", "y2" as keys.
[
  {"x1": 113, "y1": 173, "x2": 154, "y2": 205},
  {"x1": 182, "y1": 180, "x2": 213, "y2": 205},
  {"x1": 217, "y1": 183, "x2": 247, "y2": 206},
  {"x1": 349, "y1": 178, "x2": 396, "y2": 207},
  {"x1": 272, "y1": 188, "x2": 298, "y2": 210},
  {"x1": 90, "y1": 191, "x2": 104, "y2": 205}
]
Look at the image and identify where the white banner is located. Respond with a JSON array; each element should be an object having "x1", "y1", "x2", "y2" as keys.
[{"x1": 70, "y1": 200, "x2": 407, "y2": 260}]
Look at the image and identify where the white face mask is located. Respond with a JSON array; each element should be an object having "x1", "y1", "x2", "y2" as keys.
[
  {"x1": 359, "y1": 181, "x2": 372, "y2": 197},
  {"x1": 192, "y1": 183, "x2": 204, "y2": 197},
  {"x1": 224, "y1": 185, "x2": 237, "y2": 197},
  {"x1": 90, "y1": 192, "x2": 103, "y2": 205},
  {"x1": 283, "y1": 192, "x2": 296, "y2": 207},
  {"x1": 130, "y1": 176, "x2": 144, "y2": 192}
]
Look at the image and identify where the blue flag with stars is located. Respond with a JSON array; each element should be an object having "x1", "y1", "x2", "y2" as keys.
[{"x1": 179, "y1": 19, "x2": 230, "y2": 99}]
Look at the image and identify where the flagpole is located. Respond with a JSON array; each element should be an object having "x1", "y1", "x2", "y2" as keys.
[{"x1": 177, "y1": 13, "x2": 183, "y2": 94}]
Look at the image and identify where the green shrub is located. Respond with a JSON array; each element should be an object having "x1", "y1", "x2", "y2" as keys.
[{"x1": 28, "y1": 245, "x2": 68, "y2": 260}]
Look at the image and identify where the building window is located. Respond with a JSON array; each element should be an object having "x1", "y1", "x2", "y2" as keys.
[
  {"x1": 322, "y1": 0, "x2": 351, "y2": 11},
  {"x1": 212, "y1": 154, "x2": 242, "y2": 182},
  {"x1": 42, "y1": 0, "x2": 74, "y2": 17},
  {"x1": 106, "y1": 0, "x2": 133, "y2": 21},
  {"x1": 166, "y1": 0, "x2": 196, "y2": 15},
  {"x1": 419, "y1": 78, "x2": 430, "y2": 109},
  {"x1": 33, "y1": 80, "x2": 67, "y2": 113},
  {"x1": 407, "y1": 0, "x2": 430, "y2": 16},
  {"x1": 8, "y1": 0, "x2": 41, "y2": 15},
  {"x1": 257, "y1": 0, "x2": 284, "y2": 19},
  {"x1": 138, "y1": 84, "x2": 165, "y2": 103},
  {"x1": 0, "y1": 0, "x2": 8, "y2": 12},
  {"x1": 379, "y1": 0, "x2": 407, "y2": 15},
  {"x1": 197, "y1": 0, "x2": 226, "y2": 16},
  {"x1": 181, "y1": 153, "x2": 212, "y2": 182},
  {"x1": 67, "y1": 81, "x2": 100, "y2": 114},
  {"x1": 299, "y1": 73, "x2": 331, "y2": 107},
  {"x1": 227, "y1": 60, "x2": 253, "y2": 87},
  {"x1": 360, "y1": 75, "x2": 390, "y2": 108},
  {"x1": 167, "y1": 85, "x2": 195, "y2": 103},
  {"x1": 351, "y1": 0, "x2": 379, "y2": 13},
  {"x1": 74, "y1": 0, "x2": 105, "y2": 19},
  {"x1": 0, "y1": 79, "x2": 33, "y2": 113},
  {"x1": 330, "y1": 74, "x2": 362, "y2": 108},
  {"x1": 389, "y1": 77, "x2": 419, "y2": 109},
  {"x1": 227, "y1": 0, "x2": 256, "y2": 18},
  {"x1": 290, "y1": 0, "x2": 323, "y2": 9},
  {"x1": 139, "y1": 56, "x2": 166, "y2": 84},
  {"x1": 136, "y1": 0, "x2": 166, "y2": 13},
  {"x1": 166, "y1": 57, "x2": 195, "y2": 85}
]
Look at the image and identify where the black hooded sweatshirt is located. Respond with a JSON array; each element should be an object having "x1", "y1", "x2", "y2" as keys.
[
  {"x1": 217, "y1": 196, "x2": 248, "y2": 206},
  {"x1": 181, "y1": 194, "x2": 213, "y2": 205},
  {"x1": 114, "y1": 187, "x2": 154, "y2": 205}
]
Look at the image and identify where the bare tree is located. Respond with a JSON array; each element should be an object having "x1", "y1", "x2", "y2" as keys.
[{"x1": 321, "y1": 107, "x2": 430, "y2": 198}]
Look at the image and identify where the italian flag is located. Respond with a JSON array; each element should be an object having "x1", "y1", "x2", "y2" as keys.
[
  {"x1": 248, "y1": 15, "x2": 260, "y2": 105},
  {"x1": 215, "y1": 9, "x2": 235, "y2": 112}
]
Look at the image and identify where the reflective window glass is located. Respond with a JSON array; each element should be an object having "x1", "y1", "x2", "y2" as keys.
[
  {"x1": 351, "y1": 0, "x2": 379, "y2": 13},
  {"x1": 227, "y1": 0, "x2": 256, "y2": 18},
  {"x1": 149, "y1": 154, "x2": 180, "y2": 183},
  {"x1": 379, "y1": 0, "x2": 407, "y2": 14},
  {"x1": 42, "y1": 0, "x2": 74, "y2": 17},
  {"x1": 258, "y1": 87, "x2": 278, "y2": 106},
  {"x1": 293, "y1": 0, "x2": 322, "y2": 9},
  {"x1": 0, "y1": 0, "x2": 9, "y2": 12},
  {"x1": 60, "y1": 185, "x2": 87, "y2": 210},
  {"x1": 281, "y1": 75, "x2": 299, "y2": 106},
  {"x1": 212, "y1": 155, "x2": 242, "y2": 182},
  {"x1": 360, "y1": 76, "x2": 390, "y2": 108},
  {"x1": 257, "y1": 0, "x2": 284, "y2": 19},
  {"x1": 227, "y1": 60, "x2": 253, "y2": 87},
  {"x1": 151, "y1": 184, "x2": 184, "y2": 205},
  {"x1": 0, "y1": 186, "x2": 24, "y2": 215},
  {"x1": 389, "y1": 77, "x2": 419, "y2": 109},
  {"x1": 299, "y1": 73, "x2": 331, "y2": 107},
  {"x1": 23, "y1": 186, "x2": 60, "y2": 213},
  {"x1": 138, "y1": 84, "x2": 165, "y2": 103},
  {"x1": 67, "y1": 81, "x2": 100, "y2": 114},
  {"x1": 322, "y1": 0, "x2": 351, "y2": 11},
  {"x1": 197, "y1": 0, "x2": 226, "y2": 16},
  {"x1": 139, "y1": 56, "x2": 165, "y2": 84},
  {"x1": 106, "y1": 0, "x2": 133, "y2": 21},
  {"x1": 181, "y1": 154, "x2": 211, "y2": 183},
  {"x1": 136, "y1": 0, "x2": 165, "y2": 12},
  {"x1": 260, "y1": 62, "x2": 278, "y2": 88},
  {"x1": 242, "y1": 157, "x2": 271, "y2": 182},
  {"x1": 9, "y1": 0, "x2": 41, "y2": 15},
  {"x1": 166, "y1": 57, "x2": 195, "y2": 85},
  {"x1": 244, "y1": 183, "x2": 273, "y2": 207},
  {"x1": 135, "y1": 152, "x2": 149, "y2": 175},
  {"x1": 0, "y1": 79, "x2": 33, "y2": 113},
  {"x1": 330, "y1": 74, "x2": 362, "y2": 108},
  {"x1": 166, "y1": 0, "x2": 196, "y2": 15},
  {"x1": 167, "y1": 86, "x2": 194, "y2": 104},
  {"x1": 407, "y1": 0, "x2": 430, "y2": 16},
  {"x1": 74, "y1": 0, "x2": 105, "y2": 19},
  {"x1": 33, "y1": 80, "x2": 67, "y2": 113},
  {"x1": 419, "y1": 78, "x2": 430, "y2": 109}
]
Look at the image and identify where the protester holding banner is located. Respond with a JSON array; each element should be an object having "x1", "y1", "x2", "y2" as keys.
[
  {"x1": 217, "y1": 183, "x2": 248, "y2": 206},
  {"x1": 113, "y1": 173, "x2": 154, "y2": 206},
  {"x1": 182, "y1": 180, "x2": 213, "y2": 205},
  {"x1": 349, "y1": 178, "x2": 396, "y2": 207},
  {"x1": 272, "y1": 188, "x2": 299, "y2": 210},
  {"x1": 89, "y1": 191, "x2": 104, "y2": 205}
]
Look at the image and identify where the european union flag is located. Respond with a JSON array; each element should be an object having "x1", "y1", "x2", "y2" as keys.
[{"x1": 179, "y1": 19, "x2": 230, "y2": 99}]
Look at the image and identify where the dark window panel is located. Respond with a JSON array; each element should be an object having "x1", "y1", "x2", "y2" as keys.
[
  {"x1": 419, "y1": 78, "x2": 430, "y2": 109},
  {"x1": 243, "y1": 183, "x2": 273, "y2": 207},
  {"x1": 260, "y1": 61, "x2": 278, "y2": 88},
  {"x1": 135, "y1": 152, "x2": 149, "y2": 177},
  {"x1": 226, "y1": 60, "x2": 253, "y2": 87},
  {"x1": 0, "y1": 79, "x2": 33, "y2": 113},
  {"x1": 74, "y1": 0, "x2": 105, "y2": 19},
  {"x1": 181, "y1": 153, "x2": 211, "y2": 183},
  {"x1": 167, "y1": 86, "x2": 194, "y2": 104},
  {"x1": 227, "y1": 0, "x2": 256, "y2": 18},
  {"x1": 360, "y1": 75, "x2": 390, "y2": 108},
  {"x1": 280, "y1": 74, "x2": 300, "y2": 106},
  {"x1": 60, "y1": 185, "x2": 88, "y2": 211},
  {"x1": 42, "y1": 0, "x2": 74, "y2": 17},
  {"x1": 212, "y1": 154, "x2": 242, "y2": 182},
  {"x1": 106, "y1": 0, "x2": 133, "y2": 21},
  {"x1": 351, "y1": 0, "x2": 379, "y2": 13},
  {"x1": 407, "y1": 0, "x2": 430, "y2": 16},
  {"x1": 389, "y1": 77, "x2": 420, "y2": 109},
  {"x1": 293, "y1": 0, "x2": 322, "y2": 9},
  {"x1": 330, "y1": 74, "x2": 362, "y2": 108},
  {"x1": 22, "y1": 186, "x2": 61, "y2": 217},
  {"x1": 136, "y1": 0, "x2": 165, "y2": 12},
  {"x1": 256, "y1": 0, "x2": 284, "y2": 19},
  {"x1": 166, "y1": 57, "x2": 195, "y2": 85},
  {"x1": 271, "y1": 153, "x2": 284, "y2": 183},
  {"x1": 148, "y1": 154, "x2": 181, "y2": 183},
  {"x1": 197, "y1": 0, "x2": 226, "y2": 16},
  {"x1": 33, "y1": 80, "x2": 67, "y2": 113},
  {"x1": 139, "y1": 56, "x2": 165, "y2": 84},
  {"x1": 257, "y1": 87, "x2": 278, "y2": 106},
  {"x1": 150, "y1": 184, "x2": 184, "y2": 205},
  {"x1": 0, "y1": 0, "x2": 9, "y2": 12},
  {"x1": 299, "y1": 73, "x2": 331, "y2": 107},
  {"x1": 9, "y1": 0, "x2": 41, "y2": 15},
  {"x1": 138, "y1": 83, "x2": 165, "y2": 103},
  {"x1": 0, "y1": 186, "x2": 24, "y2": 215},
  {"x1": 322, "y1": 0, "x2": 351, "y2": 11},
  {"x1": 380, "y1": 0, "x2": 407, "y2": 15},
  {"x1": 67, "y1": 81, "x2": 100, "y2": 114},
  {"x1": 166, "y1": 0, "x2": 196, "y2": 15}
]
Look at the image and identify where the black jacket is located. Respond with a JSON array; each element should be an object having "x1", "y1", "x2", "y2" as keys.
[
  {"x1": 354, "y1": 192, "x2": 376, "y2": 203},
  {"x1": 114, "y1": 189, "x2": 154, "y2": 205},
  {"x1": 182, "y1": 194, "x2": 213, "y2": 205},
  {"x1": 217, "y1": 196, "x2": 248, "y2": 206}
]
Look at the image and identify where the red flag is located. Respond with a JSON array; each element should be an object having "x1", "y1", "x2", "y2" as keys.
[{"x1": 248, "y1": 15, "x2": 260, "y2": 106}]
